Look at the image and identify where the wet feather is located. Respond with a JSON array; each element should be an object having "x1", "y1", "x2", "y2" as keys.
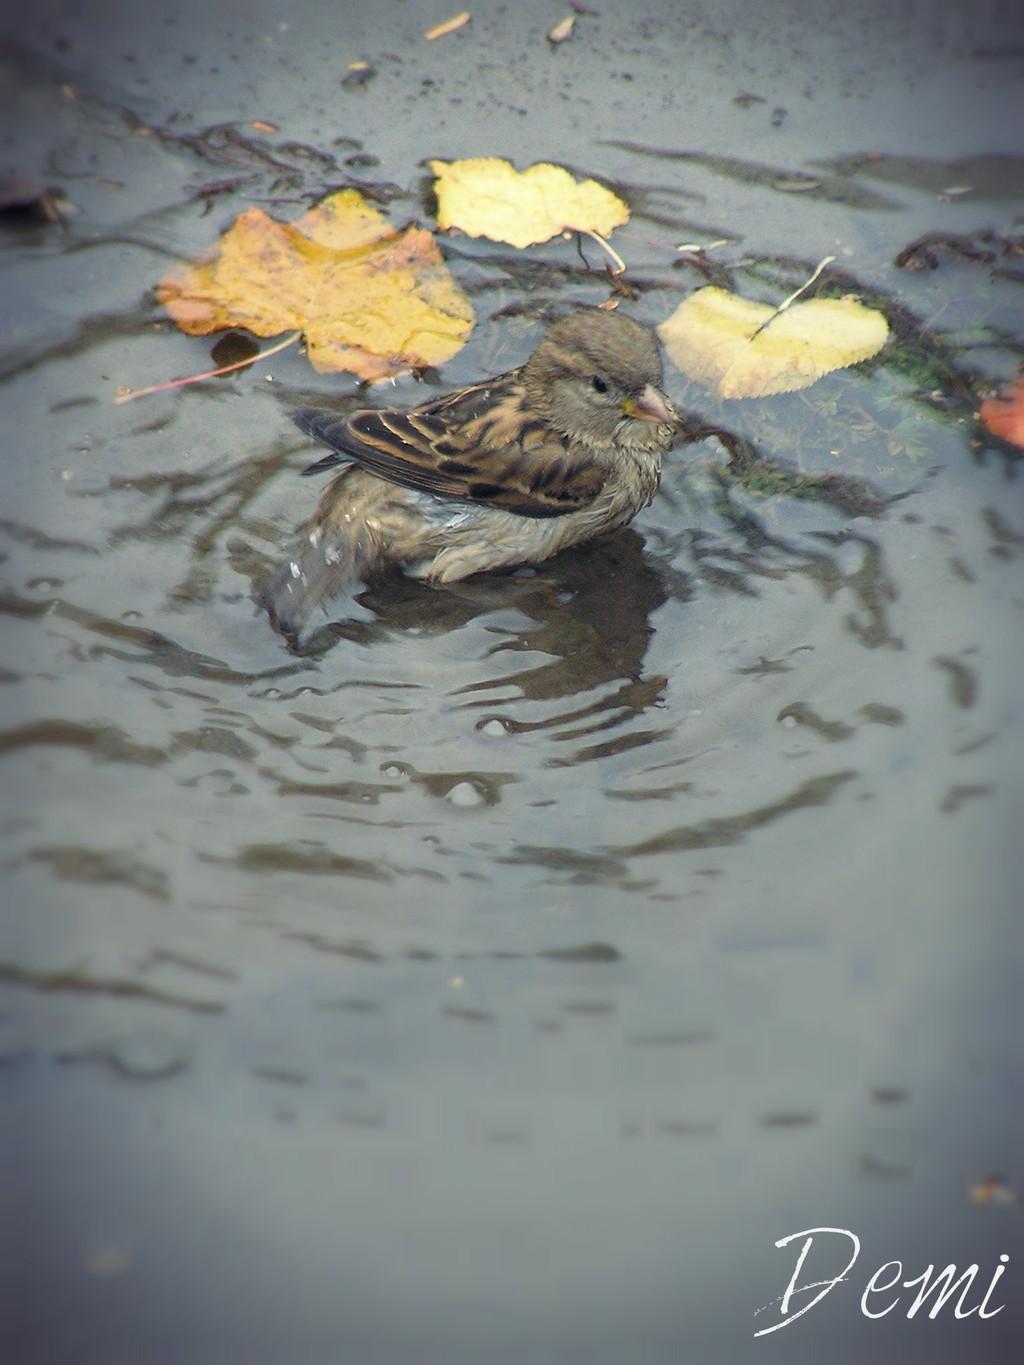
[{"x1": 259, "y1": 310, "x2": 679, "y2": 641}]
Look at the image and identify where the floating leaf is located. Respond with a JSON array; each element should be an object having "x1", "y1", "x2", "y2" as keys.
[
  {"x1": 658, "y1": 287, "x2": 889, "y2": 398},
  {"x1": 430, "y1": 157, "x2": 629, "y2": 250},
  {"x1": 979, "y1": 373, "x2": 1024, "y2": 448},
  {"x1": 548, "y1": 15, "x2": 576, "y2": 42},
  {"x1": 425, "y1": 11, "x2": 471, "y2": 40},
  {"x1": 157, "y1": 190, "x2": 474, "y2": 381},
  {"x1": 969, "y1": 1175, "x2": 1019, "y2": 1206},
  {"x1": 342, "y1": 62, "x2": 377, "y2": 91}
]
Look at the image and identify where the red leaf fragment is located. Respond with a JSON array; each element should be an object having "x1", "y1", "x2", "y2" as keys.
[{"x1": 979, "y1": 373, "x2": 1024, "y2": 448}]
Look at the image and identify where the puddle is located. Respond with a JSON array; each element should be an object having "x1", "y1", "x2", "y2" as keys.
[{"x1": 2, "y1": 1, "x2": 1022, "y2": 1358}]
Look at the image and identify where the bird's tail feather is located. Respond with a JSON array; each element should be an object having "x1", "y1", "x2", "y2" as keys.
[
  {"x1": 257, "y1": 524, "x2": 374, "y2": 643},
  {"x1": 293, "y1": 409, "x2": 353, "y2": 477}
]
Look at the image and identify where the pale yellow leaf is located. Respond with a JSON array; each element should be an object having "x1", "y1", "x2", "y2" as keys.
[
  {"x1": 425, "y1": 11, "x2": 471, "y2": 40},
  {"x1": 430, "y1": 157, "x2": 628, "y2": 250},
  {"x1": 548, "y1": 15, "x2": 576, "y2": 42},
  {"x1": 658, "y1": 287, "x2": 889, "y2": 398}
]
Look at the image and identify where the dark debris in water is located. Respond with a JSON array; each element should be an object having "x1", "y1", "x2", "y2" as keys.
[
  {"x1": 0, "y1": 175, "x2": 72, "y2": 224},
  {"x1": 210, "y1": 330, "x2": 261, "y2": 368},
  {"x1": 895, "y1": 231, "x2": 1000, "y2": 272},
  {"x1": 341, "y1": 63, "x2": 378, "y2": 92}
]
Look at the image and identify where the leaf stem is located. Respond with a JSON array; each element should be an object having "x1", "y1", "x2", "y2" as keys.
[
  {"x1": 578, "y1": 228, "x2": 626, "y2": 276},
  {"x1": 113, "y1": 330, "x2": 302, "y2": 405},
  {"x1": 748, "y1": 255, "x2": 836, "y2": 341}
]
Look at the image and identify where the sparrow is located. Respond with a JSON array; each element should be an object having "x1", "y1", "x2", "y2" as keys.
[{"x1": 259, "y1": 309, "x2": 678, "y2": 640}]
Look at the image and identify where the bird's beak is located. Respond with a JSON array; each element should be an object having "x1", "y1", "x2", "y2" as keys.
[{"x1": 623, "y1": 384, "x2": 674, "y2": 425}]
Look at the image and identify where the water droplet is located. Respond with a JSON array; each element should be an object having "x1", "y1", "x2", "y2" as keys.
[
  {"x1": 447, "y1": 781, "x2": 483, "y2": 808},
  {"x1": 480, "y1": 719, "x2": 507, "y2": 737}
]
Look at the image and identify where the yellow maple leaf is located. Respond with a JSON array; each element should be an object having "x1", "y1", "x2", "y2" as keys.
[
  {"x1": 658, "y1": 287, "x2": 889, "y2": 398},
  {"x1": 157, "y1": 189, "x2": 474, "y2": 381},
  {"x1": 430, "y1": 157, "x2": 629, "y2": 250}
]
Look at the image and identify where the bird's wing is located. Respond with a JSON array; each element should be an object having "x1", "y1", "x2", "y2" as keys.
[{"x1": 292, "y1": 375, "x2": 606, "y2": 520}]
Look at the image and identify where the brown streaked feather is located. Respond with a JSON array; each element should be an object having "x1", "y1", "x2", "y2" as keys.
[
  {"x1": 414, "y1": 373, "x2": 525, "y2": 427},
  {"x1": 292, "y1": 373, "x2": 608, "y2": 519},
  {"x1": 264, "y1": 310, "x2": 678, "y2": 643}
]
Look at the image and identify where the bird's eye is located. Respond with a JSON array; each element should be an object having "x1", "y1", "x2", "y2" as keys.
[{"x1": 590, "y1": 375, "x2": 609, "y2": 394}]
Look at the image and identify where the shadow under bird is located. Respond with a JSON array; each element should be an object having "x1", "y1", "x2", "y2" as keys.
[{"x1": 259, "y1": 309, "x2": 679, "y2": 641}]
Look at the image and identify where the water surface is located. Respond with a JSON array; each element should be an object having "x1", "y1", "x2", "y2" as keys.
[{"x1": 2, "y1": 2, "x2": 1022, "y2": 1360}]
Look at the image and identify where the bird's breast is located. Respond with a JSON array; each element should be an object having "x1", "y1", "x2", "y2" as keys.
[{"x1": 605, "y1": 447, "x2": 663, "y2": 517}]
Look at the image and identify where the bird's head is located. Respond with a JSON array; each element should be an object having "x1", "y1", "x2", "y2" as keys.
[{"x1": 522, "y1": 310, "x2": 678, "y2": 452}]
